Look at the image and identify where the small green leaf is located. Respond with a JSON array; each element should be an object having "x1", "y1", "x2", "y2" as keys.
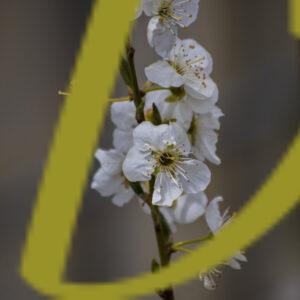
[
  {"x1": 129, "y1": 181, "x2": 144, "y2": 195},
  {"x1": 120, "y1": 56, "x2": 133, "y2": 88},
  {"x1": 151, "y1": 259, "x2": 160, "y2": 273},
  {"x1": 187, "y1": 114, "x2": 197, "y2": 146},
  {"x1": 151, "y1": 103, "x2": 162, "y2": 125},
  {"x1": 158, "y1": 209, "x2": 171, "y2": 241},
  {"x1": 166, "y1": 86, "x2": 185, "y2": 102},
  {"x1": 165, "y1": 94, "x2": 179, "y2": 103}
]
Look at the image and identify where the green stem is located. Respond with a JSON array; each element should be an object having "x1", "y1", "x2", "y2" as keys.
[
  {"x1": 143, "y1": 86, "x2": 170, "y2": 93},
  {"x1": 149, "y1": 178, "x2": 175, "y2": 300},
  {"x1": 151, "y1": 208, "x2": 175, "y2": 300},
  {"x1": 58, "y1": 90, "x2": 69, "y2": 96},
  {"x1": 173, "y1": 233, "x2": 213, "y2": 249},
  {"x1": 126, "y1": 45, "x2": 145, "y2": 123},
  {"x1": 172, "y1": 246, "x2": 193, "y2": 254},
  {"x1": 109, "y1": 96, "x2": 131, "y2": 103},
  {"x1": 150, "y1": 206, "x2": 171, "y2": 266},
  {"x1": 123, "y1": 44, "x2": 174, "y2": 300}
]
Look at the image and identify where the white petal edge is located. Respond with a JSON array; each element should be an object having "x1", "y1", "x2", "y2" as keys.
[
  {"x1": 145, "y1": 60, "x2": 183, "y2": 88},
  {"x1": 174, "y1": 192, "x2": 208, "y2": 224}
]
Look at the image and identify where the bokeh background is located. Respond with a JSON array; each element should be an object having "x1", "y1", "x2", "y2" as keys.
[{"x1": 0, "y1": 0, "x2": 299, "y2": 299}]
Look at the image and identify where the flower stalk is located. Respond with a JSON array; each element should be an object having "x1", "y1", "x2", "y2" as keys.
[
  {"x1": 91, "y1": 2, "x2": 247, "y2": 296},
  {"x1": 172, "y1": 233, "x2": 213, "y2": 249},
  {"x1": 125, "y1": 45, "x2": 145, "y2": 123},
  {"x1": 121, "y1": 49, "x2": 175, "y2": 299},
  {"x1": 149, "y1": 177, "x2": 175, "y2": 300},
  {"x1": 109, "y1": 96, "x2": 131, "y2": 103}
]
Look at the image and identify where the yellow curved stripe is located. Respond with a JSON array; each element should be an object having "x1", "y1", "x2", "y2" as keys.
[
  {"x1": 289, "y1": 0, "x2": 300, "y2": 38},
  {"x1": 21, "y1": 0, "x2": 300, "y2": 299},
  {"x1": 20, "y1": 0, "x2": 140, "y2": 294}
]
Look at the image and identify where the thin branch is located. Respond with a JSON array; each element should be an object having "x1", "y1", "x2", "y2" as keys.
[{"x1": 173, "y1": 233, "x2": 213, "y2": 249}]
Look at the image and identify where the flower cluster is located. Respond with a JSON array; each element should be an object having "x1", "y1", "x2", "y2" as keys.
[{"x1": 91, "y1": 0, "x2": 246, "y2": 291}]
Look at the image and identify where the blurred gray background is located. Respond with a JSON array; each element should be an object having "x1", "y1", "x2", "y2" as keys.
[{"x1": 0, "y1": 0, "x2": 299, "y2": 299}]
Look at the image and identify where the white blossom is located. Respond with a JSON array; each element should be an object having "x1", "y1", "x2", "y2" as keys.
[
  {"x1": 144, "y1": 89, "x2": 193, "y2": 130},
  {"x1": 135, "y1": 2, "x2": 144, "y2": 19},
  {"x1": 205, "y1": 197, "x2": 248, "y2": 268},
  {"x1": 89, "y1": 0, "x2": 242, "y2": 289},
  {"x1": 145, "y1": 39, "x2": 218, "y2": 104},
  {"x1": 144, "y1": 92, "x2": 222, "y2": 165},
  {"x1": 199, "y1": 252, "x2": 247, "y2": 290},
  {"x1": 227, "y1": 251, "x2": 248, "y2": 270},
  {"x1": 91, "y1": 149, "x2": 135, "y2": 207},
  {"x1": 190, "y1": 105, "x2": 224, "y2": 165},
  {"x1": 144, "y1": 86, "x2": 219, "y2": 131},
  {"x1": 142, "y1": 0, "x2": 200, "y2": 57},
  {"x1": 140, "y1": 192, "x2": 207, "y2": 233},
  {"x1": 161, "y1": 192, "x2": 208, "y2": 231},
  {"x1": 205, "y1": 196, "x2": 229, "y2": 234},
  {"x1": 172, "y1": 192, "x2": 208, "y2": 224},
  {"x1": 199, "y1": 266, "x2": 223, "y2": 290},
  {"x1": 199, "y1": 196, "x2": 247, "y2": 289},
  {"x1": 122, "y1": 121, "x2": 211, "y2": 206},
  {"x1": 168, "y1": 191, "x2": 208, "y2": 223},
  {"x1": 111, "y1": 101, "x2": 137, "y2": 154}
]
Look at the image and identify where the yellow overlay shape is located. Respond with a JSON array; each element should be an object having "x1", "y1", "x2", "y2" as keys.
[{"x1": 21, "y1": 1, "x2": 300, "y2": 299}]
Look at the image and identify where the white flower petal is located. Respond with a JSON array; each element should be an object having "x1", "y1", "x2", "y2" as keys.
[
  {"x1": 180, "y1": 160, "x2": 211, "y2": 193},
  {"x1": 144, "y1": 90, "x2": 172, "y2": 116},
  {"x1": 192, "y1": 147, "x2": 205, "y2": 161},
  {"x1": 234, "y1": 252, "x2": 247, "y2": 262},
  {"x1": 132, "y1": 122, "x2": 192, "y2": 182},
  {"x1": 139, "y1": 199, "x2": 151, "y2": 215},
  {"x1": 142, "y1": 0, "x2": 160, "y2": 16},
  {"x1": 153, "y1": 171, "x2": 182, "y2": 206},
  {"x1": 166, "y1": 122, "x2": 191, "y2": 154},
  {"x1": 201, "y1": 274, "x2": 217, "y2": 290},
  {"x1": 187, "y1": 86, "x2": 219, "y2": 114},
  {"x1": 227, "y1": 251, "x2": 247, "y2": 269},
  {"x1": 122, "y1": 146, "x2": 155, "y2": 182},
  {"x1": 133, "y1": 121, "x2": 170, "y2": 150},
  {"x1": 171, "y1": 38, "x2": 212, "y2": 74},
  {"x1": 174, "y1": 192, "x2": 208, "y2": 224},
  {"x1": 133, "y1": 121, "x2": 190, "y2": 154},
  {"x1": 91, "y1": 169, "x2": 123, "y2": 197},
  {"x1": 200, "y1": 104, "x2": 223, "y2": 130},
  {"x1": 145, "y1": 92, "x2": 193, "y2": 130},
  {"x1": 191, "y1": 106, "x2": 223, "y2": 164},
  {"x1": 111, "y1": 101, "x2": 137, "y2": 130},
  {"x1": 202, "y1": 130, "x2": 220, "y2": 165},
  {"x1": 113, "y1": 128, "x2": 133, "y2": 154},
  {"x1": 184, "y1": 76, "x2": 217, "y2": 100},
  {"x1": 205, "y1": 196, "x2": 224, "y2": 233},
  {"x1": 147, "y1": 16, "x2": 177, "y2": 58},
  {"x1": 145, "y1": 93, "x2": 192, "y2": 130},
  {"x1": 145, "y1": 60, "x2": 183, "y2": 88},
  {"x1": 174, "y1": 100, "x2": 193, "y2": 130},
  {"x1": 194, "y1": 128, "x2": 220, "y2": 165},
  {"x1": 159, "y1": 207, "x2": 177, "y2": 233},
  {"x1": 94, "y1": 149, "x2": 123, "y2": 175},
  {"x1": 112, "y1": 185, "x2": 135, "y2": 207},
  {"x1": 227, "y1": 257, "x2": 241, "y2": 270},
  {"x1": 172, "y1": 0, "x2": 199, "y2": 27},
  {"x1": 135, "y1": 2, "x2": 143, "y2": 18}
]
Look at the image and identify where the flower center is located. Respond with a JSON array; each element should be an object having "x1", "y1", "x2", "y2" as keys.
[
  {"x1": 169, "y1": 60, "x2": 186, "y2": 76},
  {"x1": 165, "y1": 86, "x2": 186, "y2": 103},
  {"x1": 158, "y1": 1, "x2": 172, "y2": 18},
  {"x1": 158, "y1": 151, "x2": 177, "y2": 166},
  {"x1": 188, "y1": 114, "x2": 197, "y2": 146},
  {"x1": 122, "y1": 177, "x2": 131, "y2": 189},
  {"x1": 152, "y1": 143, "x2": 191, "y2": 182},
  {"x1": 169, "y1": 49, "x2": 207, "y2": 88}
]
